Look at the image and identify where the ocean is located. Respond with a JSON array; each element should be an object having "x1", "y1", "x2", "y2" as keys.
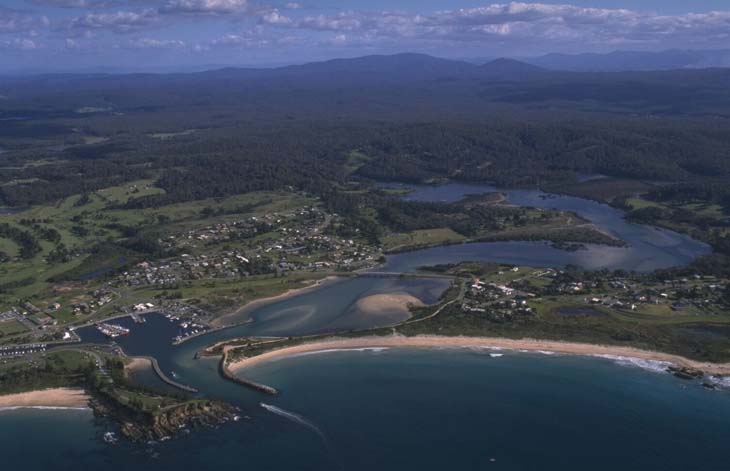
[{"x1": 2, "y1": 349, "x2": 729, "y2": 471}]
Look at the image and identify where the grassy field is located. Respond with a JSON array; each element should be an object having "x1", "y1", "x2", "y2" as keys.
[
  {"x1": 149, "y1": 129, "x2": 199, "y2": 140},
  {"x1": 382, "y1": 210, "x2": 621, "y2": 252},
  {"x1": 344, "y1": 150, "x2": 372, "y2": 175},
  {"x1": 125, "y1": 271, "x2": 327, "y2": 315},
  {"x1": 0, "y1": 319, "x2": 28, "y2": 336},
  {"x1": 47, "y1": 350, "x2": 94, "y2": 370},
  {"x1": 545, "y1": 178, "x2": 653, "y2": 203},
  {"x1": 0, "y1": 183, "x2": 314, "y2": 313},
  {"x1": 383, "y1": 228, "x2": 466, "y2": 251},
  {"x1": 626, "y1": 196, "x2": 730, "y2": 239},
  {"x1": 627, "y1": 196, "x2": 728, "y2": 220}
]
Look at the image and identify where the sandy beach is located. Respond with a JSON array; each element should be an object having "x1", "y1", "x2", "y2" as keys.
[
  {"x1": 0, "y1": 388, "x2": 90, "y2": 410},
  {"x1": 211, "y1": 276, "x2": 341, "y2": 327},
  {"x1": 229, "y1": 335, "x2": 730, "y2": 376},
  {"x1": 354, "y1": 293, "x2": 425, "y2": 316},
  {"x1": 126, "y1": 356, "x2": 152, "y2": 373}
]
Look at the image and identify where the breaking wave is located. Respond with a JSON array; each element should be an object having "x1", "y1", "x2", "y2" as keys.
[
  {"x1": 707, "y1": 376, "x2": 730, "y2": 390},
  {"x1": 289, "y1": 347, "x2": 389, "y2": 359},
  {"x1": 594, "y1": 355, "x2": 671, "y2": 374},
  {"x1": 516, "y1": 349, "x2": 558, "y2": 356}
]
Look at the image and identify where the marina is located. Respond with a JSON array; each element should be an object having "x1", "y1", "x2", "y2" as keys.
[{"x1": 95, "y1": 323, "x2": 130, "y2": 339}]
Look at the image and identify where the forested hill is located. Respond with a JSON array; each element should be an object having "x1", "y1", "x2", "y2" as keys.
[
  {"x1": 2, "y1": 53, "x2": 730, "y2": 121},
  {"x1": 1, "y1": 53, "x2": 730, "y2": 220}
]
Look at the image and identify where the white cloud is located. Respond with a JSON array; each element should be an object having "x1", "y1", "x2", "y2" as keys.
[
  {"x1": 207, "y1": 30, "x2": 304, "y2": 49},
  {"x1": 262, "y1": 2, "x2": 730, "y2": 52},
  {"x1": 0, "y1": 7, "x2": 49, "y2": 34},
  {"x1": 159, "y1": 0, "x2": 250, "y2": 15},
  {"x1": 127, "y1": 37, "x2": 186, "y2": 48},
  {"x1": 207, "y1": 32, "x2": 281, "y2": 49},
  {"x1": 261, "y1": 9, "x2": 291, "y2": 25},
  {"x1": 66, "y1": 9, "x2": 160, "y2": 34},
  {"x1": 296, "y1": 12, "x2": 363, "y2": 32},
  {"x1": 329, "y1": 33, "x2": 347, "y2": 45},
  {"x1": 27, "y1": 2, "x2": 730, "y2": 56},
  {"x1": 31, "y1": 0, "x2": 109, "y2": 7},
  {"x1": 0, "y1": 37, "x2": 39, "y2": 50}
]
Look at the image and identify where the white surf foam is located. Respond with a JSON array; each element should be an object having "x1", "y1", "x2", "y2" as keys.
[
  {"x1": 707, "y1": 376, "x2": 730, "y2": 390},
  {"x1": 516, "y1": 349, "x2": 558, "y2": 356},
  {"x1": 0, "y1": 406, "x2": 89, "y2": 412},
  {"x1": 593, "y1": 354, "x2": 671, "y2": 374},
  {"x1": 260, "y1": 403, "x2": 326, "y2": 439},
  {"x1": 288, "y1": 347, "x2": 389, "y2": 359}
]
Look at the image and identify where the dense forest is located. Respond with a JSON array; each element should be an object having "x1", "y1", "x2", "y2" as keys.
[
  {"x1": 1, "y1": 54, "x2": 729, "y2": 273},
  {"x1": 3, "y1": 120, "x2": 730, "y2": 210},
  {"x1": 2, "y1": 55, "x2": 730, "y2": 209}
]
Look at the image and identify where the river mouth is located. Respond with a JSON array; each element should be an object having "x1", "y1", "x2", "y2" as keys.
[
  {"x1": 76, "y1": 182, "x2": 712, "y2": 381},
  {"x1": 60, "y1": 182, "x2": 728, "y2": 471}
]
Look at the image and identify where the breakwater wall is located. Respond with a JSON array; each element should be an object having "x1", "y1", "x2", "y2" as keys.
[
  {"x1": 143, "y1": 356, "x2": 199, "y2": 393},
  {"x1": 219, "y1": 352, "x2": 278, "y2": 395}
]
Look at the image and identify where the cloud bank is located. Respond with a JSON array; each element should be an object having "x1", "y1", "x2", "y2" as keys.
[{"x1": 2, "y1": 2, "x2": 730, "y2": 67}]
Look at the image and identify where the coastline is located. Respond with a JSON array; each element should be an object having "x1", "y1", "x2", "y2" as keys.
[
  {"x1": 0, "y1": 388, "x2": 90, "y2": 410},
  {"x1": 210, "y1": 275, "x2": 341, "y2": 327},
  {"x1": 228, "y1": 335, "x2": 730, "y2": 376},
  {"x1": 126, "y1": 356, "x2": 152, "y2": 372}
]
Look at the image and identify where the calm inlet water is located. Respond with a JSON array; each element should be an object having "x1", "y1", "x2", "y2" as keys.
[
  {"x1": 2, "y1": 184, "x2": 724, "y2": 470},
  {"x1": 381, "y1": 182, "x2": 710, "y2": 272}
]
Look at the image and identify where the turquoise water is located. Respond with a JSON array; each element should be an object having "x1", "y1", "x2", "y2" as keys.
[{"x1": 3, "y1": 350, "x2": 730, "y2": 470}]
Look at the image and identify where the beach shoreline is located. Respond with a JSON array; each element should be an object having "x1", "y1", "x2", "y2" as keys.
[
  {"x1": 229, "y1": 335, "x2": 730, "y2": 376},
  {"x1": 0, "y1": 388, "x2": 90, "y2": 410},
  {"x1": 126, "y1": 356, "x2": 152, "y2": 373}
]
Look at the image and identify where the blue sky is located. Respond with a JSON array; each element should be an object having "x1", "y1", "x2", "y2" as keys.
[{"x1": 1, "y1": 1, "x2": 730, "y2": 71}]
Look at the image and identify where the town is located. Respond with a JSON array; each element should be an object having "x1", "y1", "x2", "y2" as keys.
[
  {"x1": 0, "y1": 202, "x2": 384, "y2": 350},
  {"x1": 455, "y1": 264, "x2": 730, "y2": 323}
]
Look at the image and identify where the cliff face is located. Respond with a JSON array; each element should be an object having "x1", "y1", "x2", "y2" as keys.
[
  {"x1": 93, "y1": 396, "x2": 238, "y2": 442},
  {"x1": 127, "y1": 400, "x2": 238, "y2": 442}
]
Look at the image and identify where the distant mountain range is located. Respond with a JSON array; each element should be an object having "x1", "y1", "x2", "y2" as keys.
[
  {"x1": 4, "y1": 49, "x2": 730, "y2": 76},
  {"x1": 2, "y1": 53, "x2": 730, "y2": 120},
  {"x1": 522, "y1": 49, "x2": 730, "y2": 72}
]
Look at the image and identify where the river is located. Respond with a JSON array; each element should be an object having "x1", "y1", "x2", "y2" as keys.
[
  {"x1": 3, "y1": 183, "x2": 727, "y2": 471},
  {"x1": 381, "y1": 182, "x2": 710, "y2": 272}
]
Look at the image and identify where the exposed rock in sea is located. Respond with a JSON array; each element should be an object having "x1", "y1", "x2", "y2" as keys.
[
  {"x1": 92, "y1": 397, "x2": 239, "y2": 443},
  {"x1": 666, "y1": 366, "x2": 704, "y2": 380}
]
